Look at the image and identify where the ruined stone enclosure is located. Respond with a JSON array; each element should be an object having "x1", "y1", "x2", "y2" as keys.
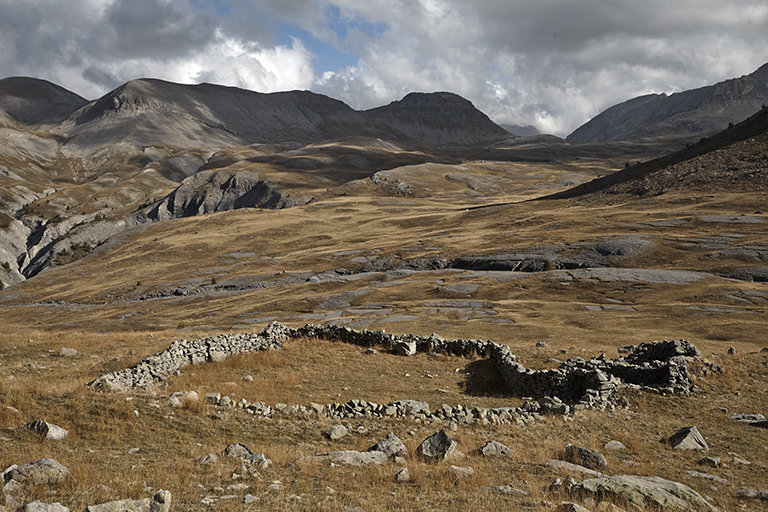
[{"x1": 88, "y1": 322, "x2": 716, "y2": 425}]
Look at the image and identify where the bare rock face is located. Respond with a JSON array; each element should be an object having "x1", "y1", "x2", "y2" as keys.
[
  {"x1": 669, "y1": 426, "x2": 710, "y2": 452},
  {"x1": 573, "y1": 475, "x2": 717, "y2": 511}
]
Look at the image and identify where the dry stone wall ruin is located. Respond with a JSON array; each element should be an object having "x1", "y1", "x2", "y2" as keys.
[{"x1": 88, "y1": 321, "x2": 714, "y2": 424}]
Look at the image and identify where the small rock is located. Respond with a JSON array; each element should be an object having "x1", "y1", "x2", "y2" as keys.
[
  {"x1": 727, "y1": 346, "x2": 736, "y2": 355},
  {"x1": 243, "y1": 494, "x2": 259, "y2": 504},
  {"x1": 369, "y1": 433, "x2": 408, "y2": 459},
  {"x1": 475, "y1": 440, "x2": 513, "y2": 457},
  {"x1": 58, "y1": 348, "x2": 77, "y2": 357},
  {"x1": 21, "y1": 420, "x2": 68, "y2": 441},
  {"x1": 563, "y1": 444, "x2": 607, "y2": 470},
  {"x1": 696, "y1": 456, "x2": 722, "y2": 468},
  {"x1": 449, "y1": 465, "x2": 474, "y2": 479},
  {"x1": 241, "y1": 375, "x2": 254, "y2": 382},
  {"x1": 604, "y1": 441, "x2": 626, "y2": 451},
  {"x1": 555, "y1": 503, "x2": 592, "y2": 512},
  {"x1": 394, "y1": 468, "x2": 410, "y2": 482},
  {"x1": 198, "y1": 453, "x2": 219, "y2": 465},
  {"x1": 536, "y1": 341, "x2": 549, "y2": 348},
  {"x1": 668, "y1": 426, "x2": 709, "y2": 452},
  {"x1": 327, "y1": 425, "x2": 349, "y2": 441}
]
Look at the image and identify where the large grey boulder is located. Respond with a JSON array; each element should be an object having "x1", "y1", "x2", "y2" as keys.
[
  {"x1": 86, "y1": 490, "x2": 171, "y2": 512},
  {"x1": 475, "y1": 440, "x2": 513, "y2": 458},
  {"x1": 5, "y1": 458, "x2": 71, "y2": 485},
  {"x1": 21, "y1": 421, "x2": 68, "y2": 441},
  {"x1": 574, "y1": 475, "x2": 717, "y2": 511},
  {"x1": 669, "y1": 426, "x2": 709, "y2": 452},
  {"x1": 418, "y1": 430, "x2": 457, "y2": 462},
  {"x1": 369, "y1": 433, "x2": 407, "y2": 459},
  {"x1": 563, "y1": 444, "x2": 607, "y2": 470}
]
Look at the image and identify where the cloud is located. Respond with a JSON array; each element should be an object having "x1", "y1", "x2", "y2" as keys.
[{"x1": 0, "y1": 0, "x2": 766, "y2": 136}]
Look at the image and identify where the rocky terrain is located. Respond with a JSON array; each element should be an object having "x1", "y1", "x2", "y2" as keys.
[
  {"x1": 567, "y1": 62, "x2": 768, "y2": 142},
  {"x1": 0, "y1": 70, "x2": 767, "y2": 511}
]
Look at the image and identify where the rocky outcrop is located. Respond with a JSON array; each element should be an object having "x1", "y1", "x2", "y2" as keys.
[
  {"x1": 572, "y1": 474, "x2": 717, "y2": 511},
  {"x1": 85, "y1": 490, "x2": 171, "y2": 512},
  {"x1": 143, "y1": 169, "x2": 309, "y2": 221},
  {"x1": 4, "y1": 458, "x2": 71, "y2": 485}
]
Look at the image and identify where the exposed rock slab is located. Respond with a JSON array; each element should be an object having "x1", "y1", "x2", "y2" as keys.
[
  {"x1": 574, "y1": 474, "x2": 717, "y2": 511},
  {"x1": 5, "y1": 458, "x2": 71, "y2": 485},
  {"x1": 86, "y1": 490, "x2": 171, "y2": 512}
]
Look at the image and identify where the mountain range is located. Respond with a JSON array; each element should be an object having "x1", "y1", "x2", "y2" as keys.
[
  {"x1": 568, "y1": 62, "x2": 768, "y2": 142},
  {"x1": 1, "y1": 63, "x2": 767, "y2": 288}
]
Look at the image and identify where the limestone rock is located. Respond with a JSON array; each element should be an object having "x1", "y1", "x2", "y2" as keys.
[
  {"x1": 23, "y1": 502, "x2": 70, "y2": 512},
  {"x1": 669, "y1": 426, "x2": 709, "y2": 452},
  {"x1": 5, "y1": 458, "x2": 71, "y2": 485},
  {"x1": 369, "y1": 433, "x2": 407, "y2": 459},
  {"x1": 393, "y1": 340, "x2": 416, "y2": 356},
  {"x1": 294, "y1": 450, "x2": 387, "y2": 466},
  {"x1": 327, "y1": 425, "x2": 349, "y2": 441},
  {"x1": 418, "y1": 429, "x2": 457, "y2": 462},
  {"x1": 475, "y1": 440, "x2": 513, "y2": 458},
  {"x1": 198, "y1": 453, "x2": 219, "y2": 465},
  {"x1": 223, "y1": 443, "x2": 271, "y2": 469},
  {"x1": 86, "y1": 490, "x2": 171, "y2": 512},
  {"x1": 604, "y1": 441, "x2": 626, "y2": 451},
  {"x1": 574, "y1": 475, "x2": 717, "y2": 511},
  {"x1": 564, "y1": 444, "x2": 607, "y2": 470},
  {"x1": 556, "y1": 503, "x2": 592, "y2": 512},
  {"x1": 449, "y1": 465, "x2": 474, "y2": 479},
  {"x1": 546, "y1": 460, "x2": 607, "y2": 477},
  {"x1": 57, "y1": 348, "x2": 77, "y2": 357},
  {"x1": 394, "y1": 468, "x2": 410, "y2": 482},
  {"x1": 21, "y1": 421, "x2": 68, "y2": 440}
]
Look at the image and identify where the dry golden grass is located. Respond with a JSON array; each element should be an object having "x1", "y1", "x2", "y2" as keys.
[
  {"x1": 1, "y1": 155, "x2": 767, "y2": 510},
  {"x1": 0, "y1": 324, "x2": 766, "y2": 511}
]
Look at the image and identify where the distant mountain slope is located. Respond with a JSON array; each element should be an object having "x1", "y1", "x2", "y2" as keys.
[
  {"x1": 55, "y1": 79, "x2": 508, "y2": 149},
  {"x1": 546, "y1": 104, "x2": 768, "y2": 201},
  {"x1": 0, "y1": 77, "x2": 89, "y2": 126},
  {"x1": 568, "y1": 62, "x2": 768, "y2": 142}
]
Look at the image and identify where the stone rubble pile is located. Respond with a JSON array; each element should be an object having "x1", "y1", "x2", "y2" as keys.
[{"x1": 89, "y1": 322, "x2": 711, "y2": 418}]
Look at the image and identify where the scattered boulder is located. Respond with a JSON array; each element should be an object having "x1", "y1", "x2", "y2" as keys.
[
  {"x1": 556, "y1": 503, "x2": 592, "y2": 512},
  {"x1": 564, "y1": 444, "x2": 607, "y2": 470},
  {"x1": 168, "y1": 391, "x2": 199, "y2": 408},
  {"x1": 696, "y1": 456, "x2": 722, "y2": 468},
  {"x1": 5, "y1": 458, "x2": 71, "y2": 485},
  {"x1": 668, "y1": 426, "x2": 709, "y2": 452},
  {"x1": 573, "y1": 475, "x2": 716, "y2": 511},
  {"x1": 394, "y1": 468, "x2": 410, "y2": 483},
  {"x1": 327, "y1": 425, "x2": 349, "y2": 441},
  {"x1": 198, "y1": 453, "x2": 219, "y2": 465},
  {"x1": 57, "y1": 348, "x2": 77, "y2": 357},
  {"x1": 604, "y1": 441, "x2": 626, "y2": 451},
  {"x1": 417, "y1": 430, "x2": 457, "y2": 462},
  {"x1": 448, "y1": 465, "x2": 474, "y2": 479},
  {"x1": 23, "y1": 502, "x2": 70, "y2": 512},
  {"x1": 222, "y1": 443, "x2": 271, "y2": 469},
  {"x1": 369, "y1": 433, "x2": 407, "y2": 459},
  {"x1": 735, "y1": 488, "x2": 768, "y2": 500},
  {"x1": 682, "y1": 470, "x2": 729, "y2": 485},
  {"x1": 546, "y1": 459, "x2": 607, "y2": 477},
  {"x1": 21, "y1": 421, "x2": 68, "y2": 441},
  {"x1": 86, "y1": 490, "x2": 171, "y2": 512},
  {"x1": 294, "y1": 450, "x2": 387, "y2": 466},
  {"x1": 475, "y1": 440, "x2": 513, "y2": 458},
  {"x1": 483, "y1": 484, "x2": 529, "y2": 495}
]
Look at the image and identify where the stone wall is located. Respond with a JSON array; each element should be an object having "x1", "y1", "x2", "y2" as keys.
[{"x1": 88, "y1": 322, "x2": 706, "y2": 415}]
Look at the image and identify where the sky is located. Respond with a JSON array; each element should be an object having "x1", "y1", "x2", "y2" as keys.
[{"x1": 0, "y1": 0, "x2": 766, "y2": 137}]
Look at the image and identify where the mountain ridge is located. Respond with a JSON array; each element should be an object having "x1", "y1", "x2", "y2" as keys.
[{"x1": 568, "y1": 62, "x2": 768, "y2": 142}]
